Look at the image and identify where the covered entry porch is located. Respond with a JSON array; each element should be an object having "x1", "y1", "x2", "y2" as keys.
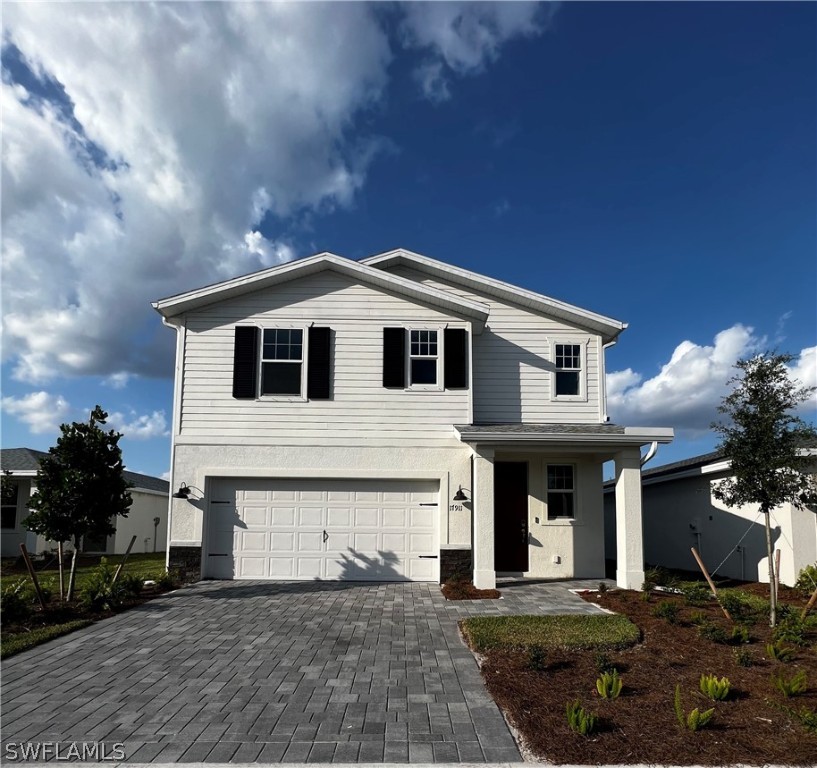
[{"x1": 454, "y1": 424, "x2": 674, "y2": 590}]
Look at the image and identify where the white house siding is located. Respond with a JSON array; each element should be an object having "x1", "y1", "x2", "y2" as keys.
[
  {"x1": 170, "y1": 444, "x2": 474, "y2": 551},
  {"x1": 114, "y1": 490, "x2": 168, "y2": 554},
  {"x1": 604, "y1": 471, "x2": 817, "y2": 587},
  {"x1": 179, "y1": 271, "x2": 471, "y2": 444},
  {"x1": 495, "y1": 452, "x2": 605, "y2": 579},
  {"x1": 385, "y1": 266, "x2": 603, "y2": 424}
]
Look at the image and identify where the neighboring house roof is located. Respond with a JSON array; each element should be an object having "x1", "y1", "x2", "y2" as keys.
[
  {"x1": 455, "y1": 423, "x2": 673, "y2": 445},
  {"x1": 362, "y1": 248, "x2": 627, "y2": 344},
  {"x1": 152, "y1": 251, "x2": 490, "y2": 330},
  {"x1": 0, "y1": 448, "x2": 169, "y2": 494}
]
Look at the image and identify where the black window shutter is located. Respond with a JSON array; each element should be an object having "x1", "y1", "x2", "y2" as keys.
[
  {"x1": 232, "y1": 326, "x2": 259, "y2": 399},
  {"x1": 444, "y1": 328, "x2": 468, "y2": 389},
  {"x1": 382, "y1": 327, "x2": 406, "y2": 388},
  {"x1": 307, "y1": 327, "x2": 332, "y2": 399}
]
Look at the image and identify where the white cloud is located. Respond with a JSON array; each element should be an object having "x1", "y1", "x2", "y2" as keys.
[
  {"x1": 103, "y1": 372, "x2": 132, "y2": 390},
  {"x1": 2, "y1": 391, "x2": 71, "y2": 434},
  {"x1": 607, "y1": 325, "x2": 761, "y2": 435},
  {"x1": 160, "y1": 470, "x2": 171, "y2": 482},
  {"x1": 108, "y1": 410, "x2": 169, "y2": 441},
  {"x1": 788, "y1": 345, "x2": 817, "y2": 412},
  {"x1": 2, "y1": 4, "x2": 549, "y2": 384}
]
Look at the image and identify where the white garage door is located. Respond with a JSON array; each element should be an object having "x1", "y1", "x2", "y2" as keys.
[{"x1": 205, "y1": 478, "x2": 439, "y2": 581}]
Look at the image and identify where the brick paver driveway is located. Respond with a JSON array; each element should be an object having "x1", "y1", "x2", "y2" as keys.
[{"x1": 1, "y1": 579, "x2": 608, "y2": 763}]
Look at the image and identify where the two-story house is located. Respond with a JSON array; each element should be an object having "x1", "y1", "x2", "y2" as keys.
[{"x1": 153, "y1": 249, "x2": 673, "y2": 590}]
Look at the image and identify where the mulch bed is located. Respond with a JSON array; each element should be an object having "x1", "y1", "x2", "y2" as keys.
[
  {"x1": 442, "y1": 580, "x2": 501, "y2": 600},
  {"x1": 470, "y1": 586, "x2": 817, "y2": 764}
]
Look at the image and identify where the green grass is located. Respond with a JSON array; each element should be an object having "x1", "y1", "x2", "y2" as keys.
[
  {"x1": 1, "y1": 552, "x2": 166, "y2": 595},
  {"x1": 461, "y1": 614, "x2": 641, "y2": 653},
  {"x1": 0, "y1": 620, "x2": 93, "y2": 659}
]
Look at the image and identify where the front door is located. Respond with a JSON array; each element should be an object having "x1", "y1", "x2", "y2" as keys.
[{"x1": 494, "y1": 461, "x2": 528, "y2": 572}]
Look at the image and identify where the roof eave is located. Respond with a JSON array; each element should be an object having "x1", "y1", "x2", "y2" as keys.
[{"x1": 454, "y1": 426, "x2": 674, "y2": 445}]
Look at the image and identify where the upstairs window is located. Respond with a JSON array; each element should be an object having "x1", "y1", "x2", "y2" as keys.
[
  {"x1": 555, "y1": 343, "x2": 581, "y2": 397},
  {"x1": 409, "y1": 329, "x2": 438, "y2": 386},
  {"x1": 1, "y1": 478, "x2": 18, "y2": 530},
  {"x1": 547, "y1": 465, "x2": 575, "y2": 519},
  {"x1": 261, "y1": 328, "x2": 303, "y2": 396}
]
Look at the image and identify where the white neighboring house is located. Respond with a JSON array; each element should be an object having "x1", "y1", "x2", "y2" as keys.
[
  {"x1": 603, "y1": 449, "x2": 817, "y2": 587},
  {"x1": 1, "y1": 448, "x2": 169, "y2": 558},
  {"x1": 153, "y1": 248, "x2": 673, "y2": 589}
]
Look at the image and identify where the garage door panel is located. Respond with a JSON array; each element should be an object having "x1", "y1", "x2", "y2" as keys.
[{"x1": 206, "y1": 478, "x2": 438, "y2": 581}]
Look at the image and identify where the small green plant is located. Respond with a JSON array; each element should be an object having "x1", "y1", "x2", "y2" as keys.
[
  {"x1": 682, "y1": 583, "x2": 710, "y2": 607},
  {"x1": 699, "y1": 674, "x2": 731, "y2": 701},
  {"x1": 789, "y1": 705, "x2": 817, "y2": 734},
  {"x1": 639, "y1": 589, "x2": 652, "y2": 602},
  {"x1": 527, "y1": 644, "x2": 548, "y2": 672},
  {"x1": 688, "y1": 610, "x2": 707, "y2": 626},
  {"x1": 653, "y1": 600, "x2": 680, "y2": 624},
  {"x1": 733, "y1": 647, "x2": 753, "y2": 667},
  {"x1": 766, "y1": 640, "x2": 795, "y2": 663},
  {"x1": 772, "y1": 669, "x2": 808, "y2": 697},
  {"x1": 596, "y1": 669, "x2": 623, "y2": 700},
  {"x1": 674, "y1": 684, "x2": 715, "y2": 731},
  {"x1": 730, "y1": 625, "x2": 750, "y2": 645},
  {"x1": 156, "y1": 569, "x2": 179, "y2": 590},
  {"x1": 82, "y1": 557, "x2": 126, "y2": 612},
  {"x1": 645, "y1": 565, "x2": 680, "y2": 589},
  {"x1": 772, "y1": 613, "x2": 808, "y2": 647},
  {"x1": 597, "y1": 582, "x2": 608, "y2": 594},
  {"x1": 0, "y1": 579, "x2": 32, "y2": 623},
  {"x1": 594, "y1": 652, "x2": 615, "y2": 673},
  {"x1": 566, "y1": 700, "x2": 597, "y2": 735},
  {"x1": 794, "y1": 563, "x2": 817, "y2": 598},
  {"x1": 119, "y1": 573, "x2": 144, "y2": 598},
  {"x1": 698, "y1": 622, "x2": 728, "y2": 645}
]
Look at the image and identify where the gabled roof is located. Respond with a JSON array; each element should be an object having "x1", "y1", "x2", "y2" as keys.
[
  {"x1": 362, "y1": 248, "x2": 627, "y2": 343},
  {"x1": 153, "y1": 252, "x2": 490, "y2": 330},
  {"x1": 0, "y1": 448, "x2": 170, "y2": 494}
]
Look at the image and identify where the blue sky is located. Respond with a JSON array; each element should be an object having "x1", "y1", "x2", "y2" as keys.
[{"x1": 2, "y1": 2, "x2": 815, "y2": 479}]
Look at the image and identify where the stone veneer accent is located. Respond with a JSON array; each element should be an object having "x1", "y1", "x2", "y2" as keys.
[
  {"x1": 440, "y1": 548, "x2": 472, "y2": 583},
  {"x1": 168, "y1": 545, "x2": 202, "y2": 583}
]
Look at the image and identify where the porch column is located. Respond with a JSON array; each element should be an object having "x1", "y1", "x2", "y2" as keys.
[
  {"x1": 614, "y1": 448, "x2": 645, "y2": 590},
  {"x1": 472, "y1": 446, "x2": 496, "y2": 589}
]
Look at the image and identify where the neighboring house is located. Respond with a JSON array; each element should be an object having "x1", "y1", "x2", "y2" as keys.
[
  {"x1": 153, "y1": 248, "x2": 673, "y2": 588},
  {"x1": 603, "y1": 449, "x2": 817, "y2": 587},
  {"x1": 0, "y1": 448, "x2": 169, "y2": 558}
]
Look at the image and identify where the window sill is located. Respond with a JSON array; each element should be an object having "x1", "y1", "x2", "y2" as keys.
[
  {"x1": 257, "y1": 394, "x2": 308, "y2": 403},
  {"x1": 545, "y1": 518, "x2": 580, "y2": 526}
]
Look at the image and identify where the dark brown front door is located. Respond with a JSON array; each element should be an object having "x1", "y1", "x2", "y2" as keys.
[{"x1": 494, "y1": 461, "x2": 528, "y2": 572}]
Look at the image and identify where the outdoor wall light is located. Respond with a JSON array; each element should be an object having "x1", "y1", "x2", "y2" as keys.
[
  {"x1": 453, "y1": 486, "x2": 469, "y2": 502},
  {"x1": 172, "y1": 482, "x2": 202, "y2": 499}
]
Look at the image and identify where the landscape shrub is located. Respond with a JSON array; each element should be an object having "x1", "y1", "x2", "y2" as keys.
[
  {"x1": 0, "y1": 579, "x2": 32, "y2": 623},
  {"x1": 594, "y1": 652, "x2": 616, "y2": 673},
  {"x1": 698, "y1": 621, "x2": 729, "y2": 645},
  {"x1": 733, "y1": 647, "x2": 753, "y2": 667},
  {"x1": 731, "y1": 625, "x2": 751, "y2": 645},
  {"x1": 719, "y1": 591, "x2": 765, "y2": 624},
  {"x1": 772, "y1": 610, "x2": 810, "y2": 647},
  {"x1": 766, "y1": 640, "x2": 795, "y2": 663},
  {"x1": 565, "y1": 700, "x2": 597, "y2": 735},
  {"x1": 645, "y1": 566, "x2": 680, "y2": 589},
  {"x1": 794, "y1": 563, "x2": 817, "y2": 598},
  {"x1": 119, "y1": 573, "x2": 144, "y2": 598},
  {"x1": 82, "y1": 558, "x2": 126, "y2": 612},
  {"x1": 527, "y1": 644, "x2": 548, "y2": 672},
  {"x1": 700, "y1": 674, "x2": 731, "y2": 701},
  {"x1": 681, "y1": 583, "x2": 710, "y2": 607},
  {"x1": 652, "y1": 600, "x2": 680, "y2": 624}
]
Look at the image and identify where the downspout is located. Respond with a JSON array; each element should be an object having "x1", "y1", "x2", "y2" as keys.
[
  {"x1": 601, "y1": 339, "x2": 617, "y2": 423},
  {"x1": 640, "y1": 441, "x2": 659, "y2": 467}
]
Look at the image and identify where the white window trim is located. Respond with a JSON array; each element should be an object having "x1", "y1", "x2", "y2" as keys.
[
  {"x1": 257, "y1": 323, "x2": 310, "y2": 402},
  {"x1": 406, "y1": 326, "x2": 444, "y2": 391},
  {"x1": 549, "y1": 337, "x2": 589, "y2": 403},
  {"x1": 545, "y1": 463, "x2": 578, "y2": 524}
]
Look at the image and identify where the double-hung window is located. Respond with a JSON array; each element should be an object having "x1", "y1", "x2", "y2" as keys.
[
  {"x1": 554, "y1": 343, "x2": 582, "y2": 397},
  {"x1": 261, "y1": 328, "x2": 304, "y2": 396},
  {"x1": 409, "y1": 329, "x2": 439, "y2": 387},
  {"x1": 1, "y1": 479, "x2": 18, "y2": 530},
  {"x1": 547, "y1": 464, "x2": 575, "y2": 520}
]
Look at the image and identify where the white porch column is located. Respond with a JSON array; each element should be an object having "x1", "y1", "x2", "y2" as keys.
[
  {"x1": 472, "y1": 446, "x2": 496, "y2": 589},
  {"x1": 614, "y1": 448, "x2": 645, "y2": 590}
]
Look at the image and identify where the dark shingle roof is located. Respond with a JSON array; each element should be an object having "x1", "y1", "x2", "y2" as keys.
[
  {"x1": 0, "y1": 448, "x2": 169, "y2": 494},
  {"x1": 455, "y1": 423, "x2": 627, "y2": 435}
]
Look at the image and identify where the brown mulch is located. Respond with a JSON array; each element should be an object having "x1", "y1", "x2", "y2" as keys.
[
  {"x1": 442, "y1": 580, "x2": 501, "y2": 600},
  {"x1": 471, "y1": 587, "x2": 817, "y2": 765}
]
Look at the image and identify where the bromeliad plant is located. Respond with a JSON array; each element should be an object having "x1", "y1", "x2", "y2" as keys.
[
  {"x1": 772, "y1": 669, "x2": 808, "y2": 697},
  {"x1": 674, "y1": 684, "x2": 715, "y2": 731},
  {"x1": 596, "y1": 669, "x2": 623, "y2": 700},
  {"x1": 566, "y1": 700, "x2": 598, "y2": 735},
  {"x1": 699, "y1": 674, "x2": 731, "y2": 701}
]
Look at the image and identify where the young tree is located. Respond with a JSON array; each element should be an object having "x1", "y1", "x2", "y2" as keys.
[
  {"x1": 712, "y1": 352, "x2": 817, "y2": 626},
  {"x1": 25, "y1": 406, "x2": 133, "y2": 601}
]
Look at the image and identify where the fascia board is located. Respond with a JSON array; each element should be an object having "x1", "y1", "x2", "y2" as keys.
[
  {"x1": 454, "y1": 428, "x2": 674, "y2": 445},
  {"x1": 363, "y1": 249, "x2": 626, "y2": 342},
  {"x1": 153, "y1": 252, "x2": 490, "y2": 327}
]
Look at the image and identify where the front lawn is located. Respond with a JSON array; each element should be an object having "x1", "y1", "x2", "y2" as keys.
[
  {"x1": 1, "y1": 552, "x2": 179, "y2": 658},
  {"x1": 462, "y1": 584, "x2": 817, "y2": 765}
]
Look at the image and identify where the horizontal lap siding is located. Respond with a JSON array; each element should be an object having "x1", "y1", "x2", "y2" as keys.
[
  {"x1": 180, "y1": 272, "x2": 469, "y2": 442},
  {"x1": 388, "y1": 266, "x2": 602, "y2": 424}
]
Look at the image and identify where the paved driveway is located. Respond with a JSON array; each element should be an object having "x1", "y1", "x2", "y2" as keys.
[{"x1": 1, "y1": 579, "x2": 607, "y2": 763}]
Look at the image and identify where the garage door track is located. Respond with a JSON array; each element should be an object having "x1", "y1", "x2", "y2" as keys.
[{"x1": 1, "y1": 579, "x2": 606, "y2": 763}]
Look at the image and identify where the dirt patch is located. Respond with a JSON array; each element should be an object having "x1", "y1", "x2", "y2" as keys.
[
  {"x1": 442, "y1": 580, "x2": 501, "y2": 600},
  {"x1": 470, "y1": 587, "x2": 817, "y2": 764}
]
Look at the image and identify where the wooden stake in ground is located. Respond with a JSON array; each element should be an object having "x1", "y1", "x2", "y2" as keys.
[
  {"x1": 57, "y1": 541, "x2": 64, "y2": 601},
  {"x1": 801, "y1": 584, "x2": 817, "y2": 621},
  {"x1": 66, "y1": 538, "x2": 80, "y2": 602},
  {"x1": 690, "y1": 547, "x2": 732, "y2": 622},
  {"x1": 112, "y1": 535, "x2": 138, "y2": 586},
  {"x1": 774, "y1": 548, "x2": 781, "y2": 606},
  {"x1": 19, "y1": 544, "x2": 47, "y2": 611}
]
